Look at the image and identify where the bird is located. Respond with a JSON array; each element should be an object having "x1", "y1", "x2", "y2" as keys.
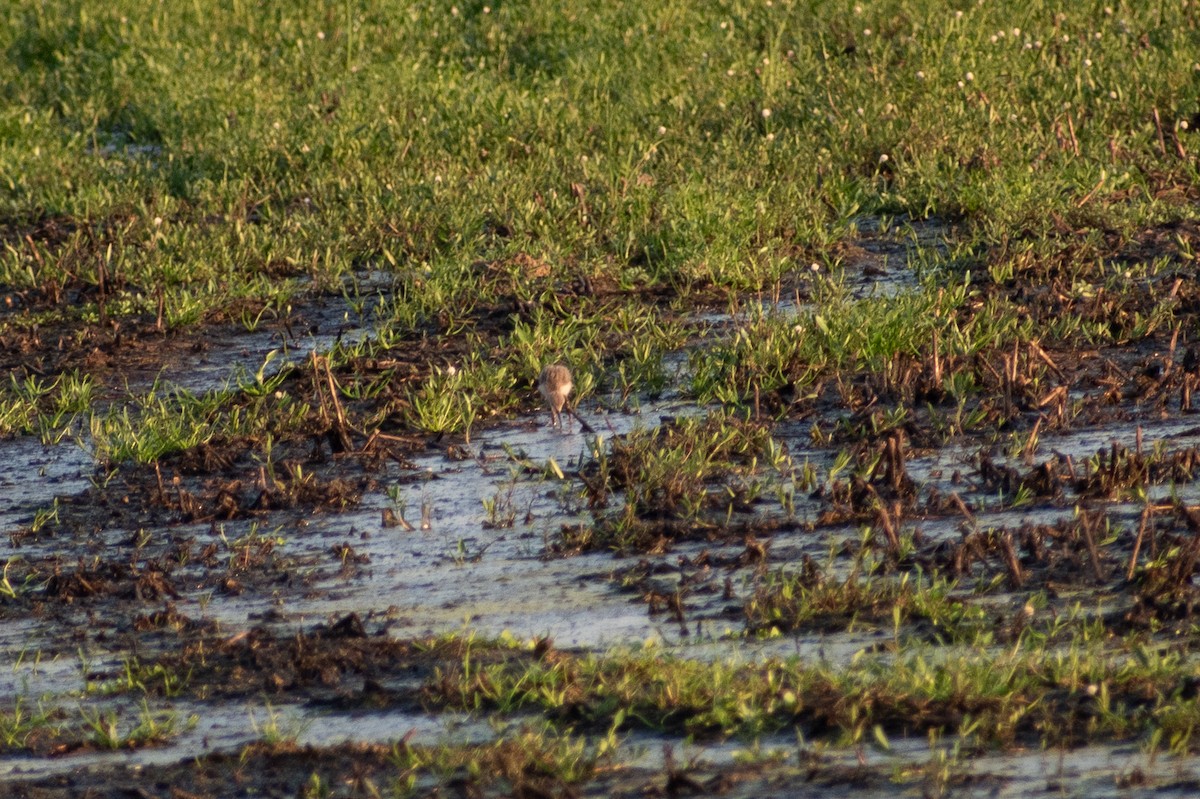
[{"x1": 538, "y1": 363, "x2": 573, "y2": 429}]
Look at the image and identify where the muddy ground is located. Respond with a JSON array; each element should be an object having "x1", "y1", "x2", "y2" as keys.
[{"x1": 4, "y1": 218, "x2": 1200, "y2": 797}]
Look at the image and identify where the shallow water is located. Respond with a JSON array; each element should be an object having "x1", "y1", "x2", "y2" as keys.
[
  {"x1": 4, "y1": 245, "x2": 1200, "y2": 791},
  {"x1": 133, "y1": 279, "x2": 388, "y2": 396},
  {"x1": 218, "y1": 401, "x2": 703, "y2": 647},
  {"x1": 0, "y1": 437, "x2": 93, "y2": 532}
]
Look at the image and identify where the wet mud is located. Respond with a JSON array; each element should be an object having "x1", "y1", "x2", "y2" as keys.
[{"x1": 4, "y1": 219, "x2": 1200, "y2": 795}]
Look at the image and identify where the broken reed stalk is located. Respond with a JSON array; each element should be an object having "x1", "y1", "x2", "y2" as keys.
[
  {"x1": 155, "y1": 284, "x2": 165, "y2": 332},
  {"x1": 1153, "y1": 107, "x2": 1169, "y2": 157},
  {"x1": 998, "y1": 532, "x2": 1024, "y2": 589},
  {"x1": 1037, "y1": 385, "x2": 1067, "y2": 409},
  {"x1": 865, "y1": 484, "x2": 901, "y2": 552},
  {"x1": 950, "y1": 491, "x2": 976, "y2": 528},
  {"x1": 885, "y1": 432, "x2": 906, "y2": 492},
  {"x1": 311, "y1": 352, "x2": 355, "y2": 452},
  {"x1": 997, "y1": 337, "x2": 1033, "y2": 419},
  {"x1": 1028, "y1": 339, "x2": 1065, "y2": 381},
  {"x1": 96, "y1": 241, "x2": 110, "y2": 329},
  {"x1": 1168, "y1": 325, "x2": 1181, "y2": 378},
  {"x1": 154, "y1": 462, "x2": 167, "y2": 504},
  {"x1": 1022, "y1": 416, "x2": 1042, "y2": 463},
  {"x1": 1002, "y1": 353, "x2": 1014, "y2": 418},
  {"x1": 311, "y1": 352, "x2": 331, "y2": 428},
  {"x1": 931, "y1": 328, "x2": 942, "y2": 387},
  {"x1": 875, "y1": 505, "x2": 899, "y2": 551},
  {"x1": 1127, "y1": 506, "x2": 1153, "y2": 580},
  {"x1": 1065, "y1": 113, "x2": 1080, "y2": 156},
  {"x1": 1062, "y1": 453, "x2": 1077, "y2": 482},
  {"x1": 323, "y1": 357, "x2": 351, "y2": 441},
  {"x1": 23, "y1": 234, "x2": 43, "y2": 271},
  {"x1": 1079, "y1": 511, "x2": 1106, "y2": 582},
  {"x1": 668, "y1": 589, "x2": 687, "y2": 635},
  {"x1": 1076, "y1": 175, "x2": 1106, "y2": 208},
  {"x1": 258, "y1": 464, "x2": 270, "y2": 493}
]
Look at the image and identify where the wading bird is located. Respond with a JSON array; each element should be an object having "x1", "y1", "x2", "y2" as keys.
[{"x1": 538, "y1": 363, "x2": 573, "y2": 429}]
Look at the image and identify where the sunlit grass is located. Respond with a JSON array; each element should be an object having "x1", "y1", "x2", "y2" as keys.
[
  {"x1": 426, "y1": 629, "x2": 1200, "y2": 751},
  {"x1": 1, "y1": 0, "x2": 1196, "y2": 333}
]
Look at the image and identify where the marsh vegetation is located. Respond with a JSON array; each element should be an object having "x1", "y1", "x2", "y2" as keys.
[{"x1": 3, "y1": 0, "x2": 1200, "y2": 796}]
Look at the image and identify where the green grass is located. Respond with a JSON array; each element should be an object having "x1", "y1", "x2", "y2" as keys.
[
  {"x1": 426, "y1": 629, "x2": 1200, "y2": 751},
  {"x1": 3, "y1": 0, "x2": 1198, "y2": 332},
  {"x1": 0, "y1": 371, "x2": 94, "y2": 441},
  {"x1": 0, "y1": 0, "x2": 1194, "y2": 448},
  {"x1": 389, "y1": 725, "x2": 607, "y2": 796},
  {"x1": 561, "y1": 409, "x2": 796, "y2": 551},
  {"x1": 85, "y1": 378, "x2": 309, "y2": 463},
  {"x1": 0, "y1": 699, "x2": 66, "y2": 752},
  {"x1": 745, "y1": 562, "x2": 989, "y2": 639},
  {"x1": 691, "y1": 275, "x2": 980, "y2": 402}
]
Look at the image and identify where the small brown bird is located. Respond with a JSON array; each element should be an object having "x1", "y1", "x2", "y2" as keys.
[{"x1": 538, "y1": 363, "x2": 573, "y2": 429}]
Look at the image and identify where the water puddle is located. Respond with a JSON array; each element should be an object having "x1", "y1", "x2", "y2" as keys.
[
  {"x1": 0, "y1": 437, "x2": 93, "y2": 532},
  {"x1": 836, "y1": 215, "x2": 950, "y2": 300},
  {"x1": 0, "y1": 690, "x2": 484, "y2": 782},
  {"x1": 123, "y1": 274, "x2": 393, "y2": 396},
  {"x1": 190, "y1": 401, "x2": 703, "y2": 648}
]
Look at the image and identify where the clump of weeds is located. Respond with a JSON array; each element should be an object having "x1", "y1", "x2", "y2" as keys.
[
  {"x1": 424, "y1": 631, "x2": 1200, "y2": 751},
  {"x1": 745, "y1": 558, "x2": 987, "y2": 641},
  {"x1": 564, "y1": 410, "x2": 795, "y2": 552}
]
